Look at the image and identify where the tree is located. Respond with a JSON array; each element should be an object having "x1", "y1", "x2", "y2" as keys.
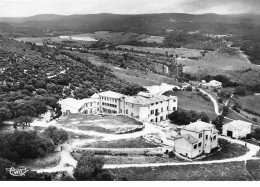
[
  {"x1": 186, "y1": 86, "x2": 192, "y2": 91},
  {"x1": 13, "y1": 115, "x2": 33, "y2": 129},
  {"x1": 73, "y1": 154, "x2": 111, "y2": 181},
  {"x1": 0, "y1": 131, "x2": 55, "y2": 163},
  {"x1": 234, "y1": 86, "x2": 247, "y2": 96},
  {"x1": 222, "y1": 106, "x2": 229, "y2": 116},
  {"x1": 212, "y1": 115, "x2": 224, "y2": 133},
  {"x1": 0, "y1": 157, "x2": 16, "y2": 180},
  {"x1": 43, "y1": 126, "x2": 69, "y2": 145},
  {"x1": 254, "y1": 128, "x2": 260, "y2": 140},
  {"x1": 168, "y1": 109, "x2": 209, "y2": 125}
]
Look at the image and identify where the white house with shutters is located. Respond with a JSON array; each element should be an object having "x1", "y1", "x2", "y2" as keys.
[
  {"x1": 222, "y1": 120, "x2": 252, "y2": 139},
  {"x1": 174, "y1": 120, "x2": 219, "y2": 158}
]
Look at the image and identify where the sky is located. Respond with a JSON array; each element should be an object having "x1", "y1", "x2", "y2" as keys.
[{"x1": 0, "y1": 0, "x2": 260, "y2": 17}]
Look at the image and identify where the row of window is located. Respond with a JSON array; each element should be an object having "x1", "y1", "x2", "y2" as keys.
[
  {"x1": 150, "y1": 107, "x2": 176, "y2": 115},
  {"x1": 101, "y1": 97, "x2": 117, "y2": 102},
  {"x1": 85, "y1": 102, "x2": 99, "y2": 108},
  {"x1": 150, "y1": 115, "x2": 168, "y2": 123},
  {"x1": 102, "y1": 102, "x2": 117, "y2": 108}
]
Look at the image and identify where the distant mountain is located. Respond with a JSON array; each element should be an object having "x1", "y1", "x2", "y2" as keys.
[
  {"x1": 0, "y1": 13, "x2": 259, "y2": 36},
  {"x1": 0, "y1": 14, "x2": 65, "y2": 23}
]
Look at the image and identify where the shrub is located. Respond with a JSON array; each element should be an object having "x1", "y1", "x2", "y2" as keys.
[
  {"x1": 234, "y1": 86, "x2": 247, "y2": 96},
  {"x1": 252, "y1": 118, "x2": 258, "y2": 122},
  {"x1": 186, "y1": 86, "x2": 192, "y2": 91}
]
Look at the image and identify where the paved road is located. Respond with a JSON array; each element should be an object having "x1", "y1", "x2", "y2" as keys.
[{"x1": 104, "y1": 136, "x2": 260, "y2": 169}]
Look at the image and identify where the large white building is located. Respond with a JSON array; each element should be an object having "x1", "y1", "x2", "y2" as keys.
[
  {"x1": 174, "y1": 120, "x2": 219, "y2": 158},
  {"x1": 58, "y1": 97, "x2": 100, "y2": 115},
  {"x1": 58, "y1": 90, "x2": 178, "y2": 122},
  {"x1": 222, "y1": 120, "x2": 252, "y2": 139}
]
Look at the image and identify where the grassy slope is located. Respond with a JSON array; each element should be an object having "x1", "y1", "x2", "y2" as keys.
[
  {"x1": 81, "y1": 137, "x2": 158, "y2": 148},
  {"x1": 65, "y1": 51, "x2": 179, "y2": 86},
  {"x1": 108, "y1": 161, "x2": 253, "y2": 181},
  {"x1": 234, "y1": 95, "x2": 260, "y2": 114},
  {"x1": 164, "y1": 90, "x2": 217, "y2": 120}
]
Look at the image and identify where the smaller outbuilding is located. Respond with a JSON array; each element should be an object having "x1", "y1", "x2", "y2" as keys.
[{"x1": 222, "y1": 120, "x2": 252, "y2": 139}]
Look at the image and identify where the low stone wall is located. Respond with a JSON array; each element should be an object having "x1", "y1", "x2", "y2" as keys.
[
  {"x1": 71, "y1": 146, "x2": 174, "y2": 156},
  {"x1": 115, "y1": 124, "x2": 145, "y2": 134}
]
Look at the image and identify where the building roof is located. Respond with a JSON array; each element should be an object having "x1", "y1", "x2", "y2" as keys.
[
  {"x1": 98, "y1": 90, "x2": 125, "y2": 99},
  {"x1": 125, "y1": 94, "x2": 175, "y2": 105},
  {"x1": 182, "y1": 134, "x2": 198, "y2": 144},
  {"x1": 224, "y1": 120, "x2": 252, "y2": 129},
  {"x1": 91, "y1": 93, "x2": 100, "y2": 99},
  {"x1": 59, "y1": 98, "x2": 96, "y2": 110},
  {"x1": 182, "y1": 120, "x2": 217, "y2": 133}
]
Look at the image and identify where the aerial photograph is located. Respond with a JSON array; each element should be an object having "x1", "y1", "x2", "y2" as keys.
[{"x1": 0, "y1": 0, "x2": 260, "y2": 183}]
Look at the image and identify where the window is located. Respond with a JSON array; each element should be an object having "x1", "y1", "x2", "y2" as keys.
[
  {"x1": 160, "y1": 116, "x2": 163, "y2": 121},
  {"x1": 97, "y1": 108, "x2": 99, "y2": 111},
  {"x1": 120, "y1": 109, "x2": 122, "y2": 113},
  {"x1": 90, "y1": 109, "x2": 92, "y2": 113},
  {"x1": 97, "y1": 102, "x2": 99, "y2": 105},
  {"x1": 173, "y1": 100, "x2": 176, "y2": 102},
  {"x1": 132, "y1": 104, "x2": 134, "y2": 108},
  {"x1": 166, "y1": 115, "x2": 168, "y2": 119},
  {"x1": 213, "y1": 135, "x2": 216, "y2": 140},
  {"x1": 126, "y1": 109, "x2": 128, "y2": 114},
  {"x1": 194, "y1": 144, "x2": 197, "y2": 149},
  {"x1": 156, "y1": 102, "x2": 158, "y2": 105},
  {"x1": 161, "y1": 107, "x2": 163, "y2": 112},
  {"x1": 86, "y1": 103, "x2": 88, "y2": 108},
  {"x1": 90, "y1": 103, "x2": 92, "y2": 107},
  {"x1": 131, "y1": 113, "x2": 133, "y2": 116},
  {"x1": 199, "y1": 133, "x2": 202, "y2": 138},
  {"x1": 161, "y1": 101, "x2": 162, "y2": 103},
  {"x1": 173, "y1": 107, "x2": 176, "y2": 110},
  {"x1": 198, "y1": 142, "x2": 202, "y2": 147},
  {"x1": 151, "y1": 110, "x2": 154, "y2": 115},
  {"x1": 151, "y1": 119, "x2": 154, "y2": 122},
  {"x1": 206, "y1": 135, "x2": 208, "y2": 140}
]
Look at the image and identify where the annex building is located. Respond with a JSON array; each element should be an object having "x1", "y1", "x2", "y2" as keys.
[{"x1": 222, "y1": 120, "x2": 252, "y2": 139}]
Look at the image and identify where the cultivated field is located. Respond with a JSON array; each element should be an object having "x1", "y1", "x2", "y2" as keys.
[
  {"x1": 72, "y1": 31, "x2": 146, "y2": 45},
  {"x1": 179, "y1": 51, "x2": 259, "y2": 76},
  {"x1": 139, "y1": 36, "x2": 165, "y2": 43},
  {"x1": 117, "y1": 45, "x2": 203, "y2": 58}
]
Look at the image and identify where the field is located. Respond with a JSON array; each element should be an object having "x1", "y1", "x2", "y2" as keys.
[
  {"x1": 139, "y1": 36, "x2": 164, "y2": 43},
  {"x1": 179, "y1": 51, "x2": 259, "y2": 76},
  {"x1": 108, "y1": 161, "x2": 254, "y2": 181},
  {"x1": 246, "y1": 160, "x2": 260, "y2": 181},
  {"x1": 163, "y1": 90, "x2": 217, "y2": 120},
  {"x1": 117, "y1": 45, "x2": 203, "y2": 58}
]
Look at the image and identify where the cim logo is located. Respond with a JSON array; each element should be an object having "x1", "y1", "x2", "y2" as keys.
[{"x1": 6, "y1": 167, "x2": 29, "y2": 177}]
